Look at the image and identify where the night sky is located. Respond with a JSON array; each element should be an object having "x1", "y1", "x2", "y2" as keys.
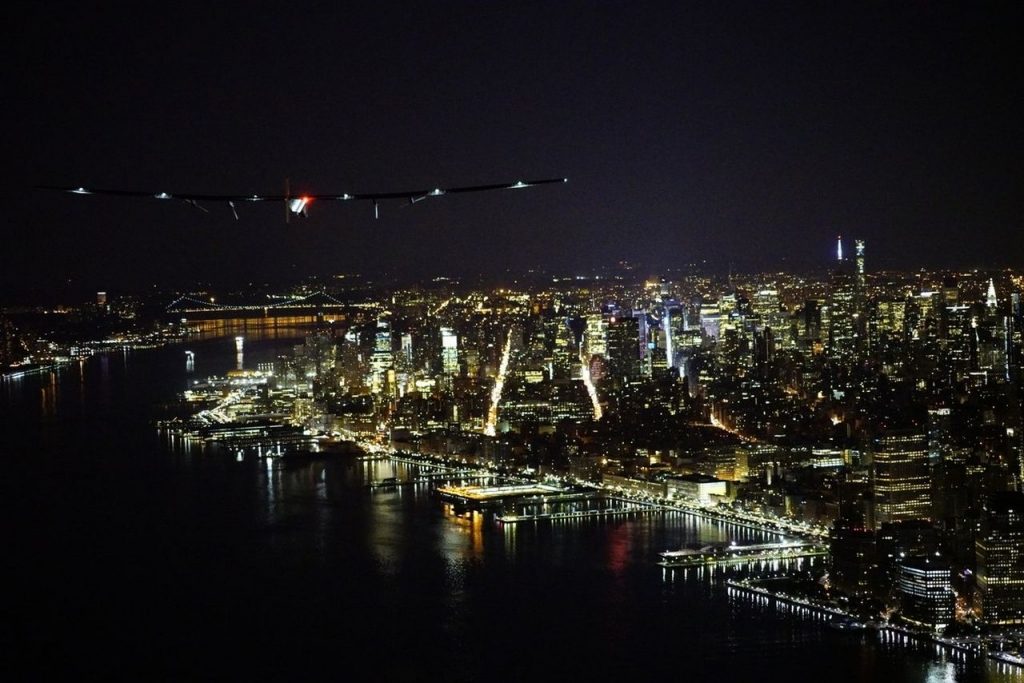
[{"x1": 3, "y1": 1, "x2": 1021, "y2": 301}]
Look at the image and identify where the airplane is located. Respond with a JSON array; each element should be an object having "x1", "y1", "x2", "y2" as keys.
[{"x1": 36, "y1": 177, "x2": 568, "y2": 221}]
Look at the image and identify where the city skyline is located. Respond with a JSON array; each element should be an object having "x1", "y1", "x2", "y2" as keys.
[
  {"x1": 4, "y1": 190, "x2": 1023, "y2": 674},
  {"x1": 3, "y1": 2, "x2": 1021, "y2": 300}
]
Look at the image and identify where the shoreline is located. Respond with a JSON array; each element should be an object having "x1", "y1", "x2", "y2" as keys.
[{"x1": 726, "y1": 578, "x2": 1023, "y2": 669}]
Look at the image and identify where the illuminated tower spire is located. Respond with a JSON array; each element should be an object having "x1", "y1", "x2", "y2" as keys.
[
  {"x1": 663, "y1": 309, "x2": 674, "y2": 369},
  {"x1": 827, "y1": 236, "x2": 860, "y2": 363},
  {"x1": 987, "y1": 278, "x2": 998, "y2": 309}
]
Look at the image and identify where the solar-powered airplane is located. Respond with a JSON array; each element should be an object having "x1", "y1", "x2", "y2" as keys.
[{"x1": 37, "y1": 177, "x2": 567, "y2": 221}]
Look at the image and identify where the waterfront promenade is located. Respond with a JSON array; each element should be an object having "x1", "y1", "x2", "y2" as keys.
[{"x1": 727, "y1": 578, "x2": 1023, "y2": 672}]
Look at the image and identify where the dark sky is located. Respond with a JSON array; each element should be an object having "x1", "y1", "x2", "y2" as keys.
[{"x1": 3, "y1": 1, "x2": 1021, "y2": 301}]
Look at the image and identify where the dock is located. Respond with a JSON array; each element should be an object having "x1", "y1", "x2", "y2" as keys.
[
  {"x1": 434, "y1": 482, "x2": 569, "y2": 508},
  {"x1": 659, "y1": 540, "x2": 828, "y2": 568}
]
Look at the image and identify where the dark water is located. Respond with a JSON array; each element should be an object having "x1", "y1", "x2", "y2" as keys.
[{"x1": 3, "y1": 337, "x2": 1020, "y2": 682}]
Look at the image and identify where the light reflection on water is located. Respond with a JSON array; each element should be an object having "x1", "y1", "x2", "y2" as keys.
[{"x1": 5, "y1": 337, "x2": 1020, "y2": 682}]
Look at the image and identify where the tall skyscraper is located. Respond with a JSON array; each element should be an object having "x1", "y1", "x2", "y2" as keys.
[
  {"x1": 872, "y1": 428, "x2": 932, "y2": 528},
  {"x1": 827, "y1": 237, "x2": 862, "y2": 363},
  {"x1": 855, "y1": 239, "x2": 866, "y2": 290},
  {"x1": 370, "y1": 314, "x2": 393, "y2": 393},
  {"x1": 975, "y1": 491, "x2": 1024, "y2": 626},
  {"x1": 440, "y1": 327, "x2": 459, "y2": 377},
  {"x1": 854, "y1": 240, "x2": 868, "y2": 351},
  {"x1": 700, "y1": 298, "x2": 722, "y2": 342}
]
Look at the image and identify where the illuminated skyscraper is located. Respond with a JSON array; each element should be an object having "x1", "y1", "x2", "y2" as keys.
[
  {"x1": 369, "y1": 314, "x2": 393, "y2": 394},
  {"x1": 872, "y1": 428, "x2": 932, "y2": 528},
  {"x1": 752, "y1": 289, "x2": 779, "y2": 318},
  {"x1": 827, "y1": 237, "x2": 861, "y2": 363},
  {"x1": 700, "y1": 298, "x2": 722, "y2": 342},
  {"x1": 855, "y1": 239, "x2": 866, "y2": 289},
  {"x1": 975, "y1": 491, "x2": 1024, "y2": 626},
  {"x1": 440, "y1": 327, "x2": 459, "y2": 376},
  {"x1": 661, "y1": 301, "x2": 687, "y2": 371},
  {"x1": 583, "y1": 313, "x2": 607, "y2": 359},
  {"x1": 896, "y1": 556, "x2": 954, "y2": 632}
]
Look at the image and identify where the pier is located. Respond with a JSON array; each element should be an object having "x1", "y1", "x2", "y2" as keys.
[
  {"x1": 495, "y1": 504, "x2": 658, "y2": 524},
  {"x1": 434, "y1": 482, "x2": 570, "y2": 509},
  {"x1": 659, "y1": 540, "x2": 829, "y2": 568},
  {"x1": 432, "y1": 483, "x2": 665, "y2": 523}
]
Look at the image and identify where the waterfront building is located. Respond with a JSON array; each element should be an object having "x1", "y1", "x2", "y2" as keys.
[
  {"x1": 665, "y1": 473, "x2": 727, "y2": 504},
  {"x1": 876, "y1": 520, "x2": 940, "y2": 592},
  {"x1": 693, "y1": 445, "x2": 749, "y2": 482},
  {"x1": 828, "y1": 518, "x2": 877, "y2": 597},
  {"x1": 975, "y1": 491, "x2": 1024, "y2": 627},
  {"x1": 602, "y1": 472, "x2": 668, "y2": 499},
  {"x1": 931, "y1": 459, "x2": 981, "y2": 570},
  {"x1": 896, "y1": 556, "x2": 955, "y2": 632}
]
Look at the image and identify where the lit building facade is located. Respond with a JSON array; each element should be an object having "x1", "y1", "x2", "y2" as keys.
[
  {"x1": 872, "y1": 428, "x2": 932, "y2": 528},
  {"x1": 896, "y1": 556, "x2": 954, "y2": 632},
  {"x1": 975, "y1": 491, "x2": 1024, "y2": 626}
]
